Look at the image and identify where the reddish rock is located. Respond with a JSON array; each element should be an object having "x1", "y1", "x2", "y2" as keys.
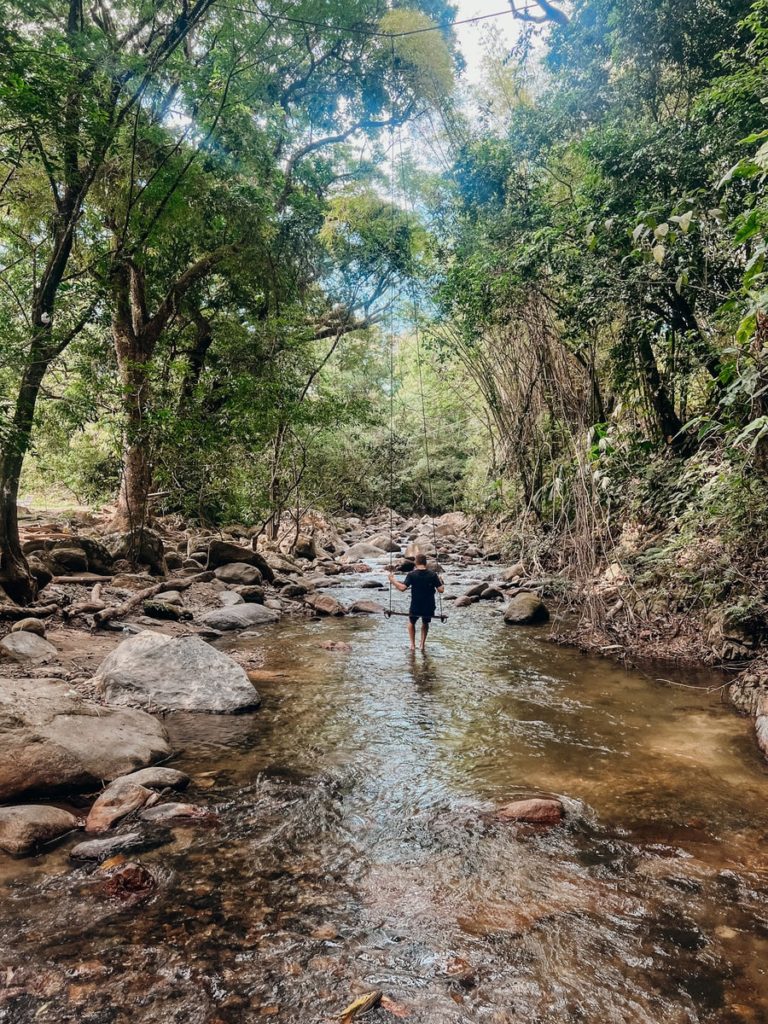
[
  {"x1": 349, "y1": 600, "x2": 385, "y2": 614},
  {"x1": 97, "y1": 860, "x2": 156, "y2": 905},
  {"x1": 496, "y1": 797, "x2": 564, "y2": 825},
  {"x1": 86, "y1": 780, "x2": 153, "y2": 833},
  {"x1": 306, "y1": 594, "x2": 346, "y2": 616}
]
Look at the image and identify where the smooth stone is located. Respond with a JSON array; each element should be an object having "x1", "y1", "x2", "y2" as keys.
[
  {"x1": 154, "y1": 590, "x2": 183, "y2": 606},
  {"x1": 0, "y1": 677, "x2": 171, "y2": 801},
  {"x1": 454, "y1": 595, "x2": 479, "y2": 608},
  {"x1": 502, "y1": 593, "x2": 550, "y2": 625},
  {"x1": 214, "y1": 562, "x2": 262, "y2": 585},
  {"x1": 92, "y1": 630, "x2": 262, "y2": 712},
  {"x1": 0, "y1": 805, "x2": 80, "y2": 856},
  {"x1": 85, "y1": 780, "x2": 153, "y2": 834},
  {"x1": 10, "y1": 618, "x2": 46, "y2": 637},
  {"x1": 139, "y1": 802, "x2": 213, "y2": 823},
  {"x1": 235, "y1": 585, "x2": 265, "y2": 604},
  {"x1": 218, "y1": 591, "x2": 244, "y2": 607},
  {"x1": 198, "y1": 604, "x2": 279, "y2": 631},
  {"x1": 0, "y1": 631, "x2": 57, "y2": 664},
  {"x1": 118, "y1": 766, "x2": 190, "y2": 790},
  {"x1": 70, "y1": 829, "x2": 170, "y2": 862},
  {"x1": 496, "y1": 798, "x2": 564, "y2": 824},
  {"x1": 349, "y1": 600, "x2": 385, "y2": 614},
  {"x1": 305, "y1": 593, "x2": 346, "y2": 616},
  {"x1": 206, "y1": 540, "x2": 274, "y2": 582}
]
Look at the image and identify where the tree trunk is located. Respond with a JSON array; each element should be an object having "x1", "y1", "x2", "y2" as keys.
[
  {"x1": 112, "y1": 319, "x2": 154, "y2": 542},
  {"x1": 636, "y1": 333, "x2": 686, "y2": 448},
  {"x1": 0, "y1": 340, "x2": 52, "y2": 603}
]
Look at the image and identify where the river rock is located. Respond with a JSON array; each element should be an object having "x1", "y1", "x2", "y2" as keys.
[
  {"x1": 434, "y1": 511, "x2": 469, "y2": 538},
  {"x1": 281, "y1": 582, "x2": 309, "y2": 598},
  {"x1": 464, "y1": 582, "x2": 487, "y2": 598},
  {"x1": 142, "y1": 599, "x2": 190, "y2": 621},
  {"x1": 10, "y1": 617, "x2": 46, "y2": 636},
  {"x1": 118, "y1": 766, "x2": 190, "y2": 790},
  {"x1": 502, "y1": 593, "x2": 550, "y2": 625},
  {"x1": 501, "y1": 562, "x2": 525, "y2": 581},
  {"x1": 292, "y1": 534, "x2": 317, "y2": 560},
  {"x1": 85, "y1": 780, "x2": 154, "y2": 833},
  {"x1": 0, "y1": 805, "x2": 80, "y2": 856},
  {"x1": 218, "y1": 591, "x2": 244, "y2": 607},
  {"x1": 496, "y1": 798, "x2": 564, "y2": 824},
  {"x1": 454, "y1": 595, "x2": 479, "y2": 608},
  {"x1": 48, "y1": 545, "x2": 89, "y2": 574},
  {"x1": 198, "y1": 604, "x2": 279, "y2": 631},
  {"x1": 70, "y1": 829, "x2": 171, "y2": 862},
  {"x1": 92, "y1": 630, "x2": 262, "y2": 712},
  {"x1": 155, "y1": 590, "x2": 183, "y2": 605},
  {"x1": 305, "y1": 593, "x2": 346, "y2": 616},
  {"x1": 236, "y1": 585, "x2": 265, "y2": 604},
  {"x1": 139, "y1": 802, "x2": 214, "y2": 823},
  {"x1": 0, "y1": 677, "x2": 171, "y2": 802},
  {"x1": 367, "y1": 532, "x2": 401, "y2": 553},
  {"x1": 361, "y1": 580, "x2": 385, "y2": 589},
  {"x1": 206, "y1": 540, "x2": 274, "y2": 582},
  {"x1": 107, "y1": 529, "x2": 167, "y2": 575},
  {"x1": 349, "y1": 600, "x2": 385, "y2": 614},
  {"x1": 214, "y1": 562, "x2": 262, "y2": 585},
  {"x1": 344, "y1": 542, "x2": 387, "y2": 562},
  {"x1": 0, "y1": 631, "x2": 57, "y2": 664},
  {"x1": 479, "y1": 585, "x2": 505, "y2": 601}
]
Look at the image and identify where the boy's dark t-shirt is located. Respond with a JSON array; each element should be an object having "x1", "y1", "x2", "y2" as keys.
[{"x1": 404, "y1": 568, "x2": 442, "y2": 616}]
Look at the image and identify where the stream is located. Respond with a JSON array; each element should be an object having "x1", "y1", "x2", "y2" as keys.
[{"x1": 1, "y1": 564, "x2": 768, "y2": 1024}]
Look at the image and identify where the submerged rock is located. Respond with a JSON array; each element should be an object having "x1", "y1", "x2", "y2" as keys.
[
  {"x1": 496, "y1": 797, "x2": 564, "y2": 824},
  {"x1": 118, "y1": 766, "x2": 189, "y2": 790},
  {"x1": 70, "y1": 829, "x2": 170, "y2": 862},
  {"x1": 139, "y1": 801, "x2": 215, "y2": 823},
  {"x1": 0, "y1": 805, "x2": 80, "y2": 856},
  {"x1": 502, "y1": 593, "x2": 550, "y2": 625},
  {"x1": 92, "y1": 630, "x2": 262, "y2": 713},
  {"x1": 0, "y1": 677, "x2": 171, "y2": 802}
]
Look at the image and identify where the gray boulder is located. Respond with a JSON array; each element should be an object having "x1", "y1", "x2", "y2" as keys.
[
  {"x1": 0, "y1": 677, "x2": 171, "y2": 802},
  {"x1": 92, "y1": 630, "x2": 262, "y2": 713},
  {"x1": 70, "y1": 830, "x2": 170, "y2": 862},
  {"x1": 198, "y1": 604, "x2": 279, "y2": 631},
  {"x1": 502, "y1": 593, "x2": 550, "y2": 625},
  {"x1": 344, "y1": 542, "x2": 387, "y2": 562},
  {"x1": 119, "y1": 766, "x2": 189, "y2": 790},
  {"x1": 214, "y1": 562, "x2": 262, "y2": 585},
  {"x1": 10, "y1": 617, "x2": 47, "y2": 636},
  {"x1": 0, "y1": 631, "x2": 57, "y2": 664},
  {"x1": 0, "y1": 805, "x2": 80, "y2": 856}
]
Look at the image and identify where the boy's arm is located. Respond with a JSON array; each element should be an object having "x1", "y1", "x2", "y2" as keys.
[{"x1": 387, "y1": 572, "x2": 408, "y2": 593}]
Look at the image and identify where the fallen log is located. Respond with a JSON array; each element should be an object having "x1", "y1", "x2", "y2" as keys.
[
  {"x1": 0, "y1": 603, "x2": 59, "y2": 620},
  {"x1": 51, "y1": 574, "x2": 114, "y2": 585},
  {"x1": 92, "y1": 571, "x2": 213, "y2": 629}
]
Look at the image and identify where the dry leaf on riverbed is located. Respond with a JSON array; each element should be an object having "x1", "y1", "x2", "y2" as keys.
[{"x1": 337, "y1": 990, "x2": 382, "y2": 1021}]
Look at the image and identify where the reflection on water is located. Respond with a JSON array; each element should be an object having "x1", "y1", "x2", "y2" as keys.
[{"x1": 1, "y1": 565, "x2": 768, "y2": 1023}]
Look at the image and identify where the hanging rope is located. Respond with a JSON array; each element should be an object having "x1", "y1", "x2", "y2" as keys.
[
  {"x1": 394, "y1": 124, "x2": 445, "y2": 622},
  {"x1": 387, "y1": 36, "x2": 397, "y2": 618}
]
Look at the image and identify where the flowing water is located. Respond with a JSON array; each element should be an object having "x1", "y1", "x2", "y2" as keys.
[{"x1": 1, "y1": 565, "x2": 768, "y2": 1024}]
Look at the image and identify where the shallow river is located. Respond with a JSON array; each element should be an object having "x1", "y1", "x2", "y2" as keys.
[{"x1": 1, "y1": 565, "x2": 768, "y2": 1024}]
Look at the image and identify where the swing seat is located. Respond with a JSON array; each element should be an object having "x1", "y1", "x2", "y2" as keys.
[{"x1": 383, "y1": 609, "x2": 448, "y2": 623}]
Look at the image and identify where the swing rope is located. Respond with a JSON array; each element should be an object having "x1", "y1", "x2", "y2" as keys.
[{"x1": 384, "y1": 58, "x2": 445, "y2": 622}]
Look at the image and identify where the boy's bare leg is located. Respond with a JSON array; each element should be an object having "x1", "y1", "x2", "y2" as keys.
[
  {"x1": 420, "y1": 620, "x2": 429, "y2": 651},
  {"x1": 407, "y1": 620, "x2": 416, "y2": 652}
]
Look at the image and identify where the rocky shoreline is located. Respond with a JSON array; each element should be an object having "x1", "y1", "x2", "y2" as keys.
[{"x1": 1, "y1": 508, "x2": 561, "y2": 861}]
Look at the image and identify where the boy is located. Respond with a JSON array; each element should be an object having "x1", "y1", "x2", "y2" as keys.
[{"x1": 388, "y1": 553, "x2": 445, "y2": 652}]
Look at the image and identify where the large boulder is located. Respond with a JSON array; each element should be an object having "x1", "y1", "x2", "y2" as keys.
[
  {"x1": 343, "y1": 541, "x2": 387, "y2": 563},
  {"x1": 214, "y1": 562, "x2": 262, "y2": 585},
  {"x1": 198, "y1": 604, "x2": 280, "y2": 631},
  {"x1": 206, "y1": 540, "x2": 274, "y2": 582},
  {"x1": 92, "y1": 630, "x2": 262, "y2": 712},
  {"x1": 0, "y1": 631, "x2": 57, "y2": 664},
  {"x1": 107, "y1": 529, "x2": 168, "y2": 576},
  {"x1": 0, "y1": 805, "x2": 80, "y2": 856},
  {"x1": 292, "y1": 534, "x2": 318, "y2": 560},
  {"x1": 434, "y1": 511, "x2": 470, "y2": 538},
  {"x1": 0, "y1": 677, "x2": 171, "y2": 802},
  {"x1": 305, "y1": 593, "x2": 346, "y2": 616},
  {"x1": 502, "y1": 593, "x2": 550, "y2": 625},
  {"x1": 47, "y1": 545, "x2": 89, "y2": 575},
  {"x1": 367, "y1": 532, "x2": 401, "y2": 553}
]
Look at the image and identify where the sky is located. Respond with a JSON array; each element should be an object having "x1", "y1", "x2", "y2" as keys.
[{"x1": 453, "y1": 0, "x2": 524, "y2": 83}]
